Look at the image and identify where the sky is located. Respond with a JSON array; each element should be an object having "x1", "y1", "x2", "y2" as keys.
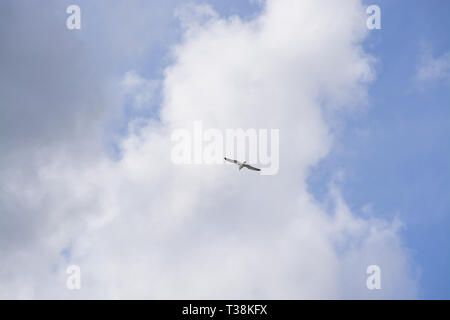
[
  {"x1": 0, "y1": 0, "x2": 449, "y2": 299},
  {"x1": 307, "y1": 0, "x2": 450, "y2": 299}
]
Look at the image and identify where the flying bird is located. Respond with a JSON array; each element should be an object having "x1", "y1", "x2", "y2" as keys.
[{"x1": 224, "y1": 157, "x2": 261, "y2": 172}]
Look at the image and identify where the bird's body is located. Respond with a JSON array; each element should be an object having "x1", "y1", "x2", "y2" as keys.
[{"x1": 224, "y1": 157, "x2": 261, "y2": 172}]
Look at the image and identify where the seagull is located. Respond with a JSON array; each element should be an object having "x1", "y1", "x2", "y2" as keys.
[{"x1": 224, "y1": 157, "x2": 261, "y2": 172}]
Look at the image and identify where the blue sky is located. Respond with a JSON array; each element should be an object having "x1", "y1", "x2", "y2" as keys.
[{"x1": 308, "y1": 0, "x2": 450, "y2": 298}]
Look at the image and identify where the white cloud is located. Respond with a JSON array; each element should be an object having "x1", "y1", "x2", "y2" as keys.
[
  {"x1": 0, "y1": 0, "x2": 417, "y2": 299},
  {"x1": 416, "y1": 49, "x2": 450, "y2": 84},
  {"x1": 120, "y1": 71, "x2": 159, "y2": 109}
]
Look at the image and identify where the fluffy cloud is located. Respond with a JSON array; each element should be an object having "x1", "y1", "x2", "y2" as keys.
[{"x1": 0, "y1": 0, "x2": 417, "y2": 298}]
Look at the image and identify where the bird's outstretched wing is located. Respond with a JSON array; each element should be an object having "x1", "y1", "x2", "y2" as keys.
[
  {"x1": 224, "y1": 157, "x2": 241, "y2": 165},
  {"x1": 244, "y1": 164, "x2": 261, "y2": 171}
]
